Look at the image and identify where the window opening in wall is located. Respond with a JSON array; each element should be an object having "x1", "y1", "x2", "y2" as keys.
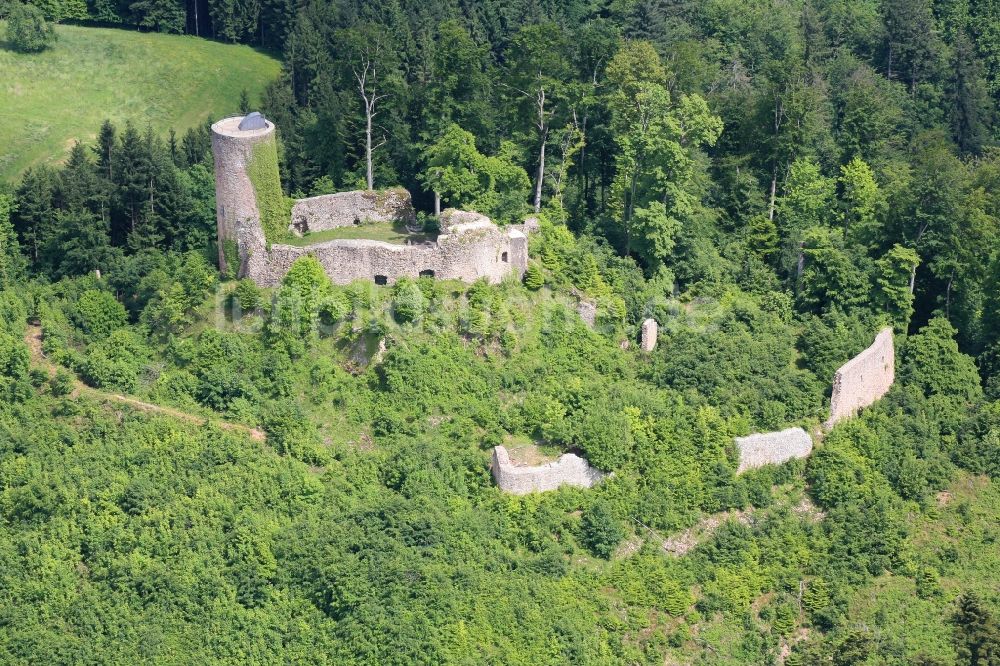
[
  {"x1": 374, "y1": 275, "x2": 388, "y2": 285},
  {"x1": 501, "y1": 251, "x2": 509, "y2": 262},
  {"x1": 419, "y1": 269, "x2": 435, "y2": 278}
]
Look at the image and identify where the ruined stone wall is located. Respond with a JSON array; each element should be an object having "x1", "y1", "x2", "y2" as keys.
[
  {"x1": 211, "y1": 116, "x2": 276, "y2": 274},
  {"x1": 491, "y1": 446, "x2": 607, "y2": 494},
  {"x1": 826, "y1": 327, "x2": 895, "y2": 428},
  {"x1": 243, "y1": 216, "x2": 527, "y2": 287},
  {"x1": 641, "y1": 319, "x2": 658, "y2": 352},
  {"x1": 289, "y1": 188, "x2": 416, "y2": 234},
  {"x1": 735, "y1": 427, "x2": 813, "y2": 473}
]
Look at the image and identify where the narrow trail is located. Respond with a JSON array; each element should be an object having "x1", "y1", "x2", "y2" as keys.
[
  {"x1": 24, "y1": 325, "x2": 266, "y2": 442},
  {"x1": 624, "y1": 496, "x2": 824, "y2": 560}
]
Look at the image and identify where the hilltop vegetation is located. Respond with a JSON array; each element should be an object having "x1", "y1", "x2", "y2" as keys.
[
  {"x1": 0, "y1": 236, "x2": 998, "y2": 662},
  {"x1": 0, "y1": 22, "x2": 279, "y2": 181}
]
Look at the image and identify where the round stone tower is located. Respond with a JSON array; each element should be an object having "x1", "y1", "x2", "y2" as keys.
[{"x1": 210, "y1": 112, "x2": 278, "y2": 274}]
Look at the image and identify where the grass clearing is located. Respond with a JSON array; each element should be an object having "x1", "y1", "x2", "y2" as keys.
[
  {"x1": 281, "y1": 221, "x2": 436, "y2": 246},
  {"x1": 0, "y1": 22, "x2": 280, "y2": 182}
]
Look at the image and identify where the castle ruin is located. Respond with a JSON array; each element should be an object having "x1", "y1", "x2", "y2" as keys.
[
  {"x1": 211, "y1": 113, "x2": 527, "y2": 287},
  {"x1": 491, "y1": 446, "x2": 607, "y2": 495},
  {"x1": 735, "y1": 327, "x2": 896, "y2": 474}
]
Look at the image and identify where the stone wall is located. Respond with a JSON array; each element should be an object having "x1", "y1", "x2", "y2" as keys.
[
  {"x1": 825, "y1": 327, "x2": 895, "y2": 428},
  {"x1": 735, "y1": 427, "x2": 813, "y2": 473},
  {"x1": 210, "y1": 116, "x2": 276, "y2": 274},
  {"x1": 243, "y1": 210, "x2": 528, "y2": 287},
  {"x1": 491, "y1": 446, "x2": 607, "y2": 494},
  {"x1": 641, "y1": 318, "x2": 658, "y2": 352},
  {"x1": 289, "y1": 188, "x2": 415, "y2": 234}
]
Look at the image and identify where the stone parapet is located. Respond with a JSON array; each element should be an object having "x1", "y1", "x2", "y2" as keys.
[{"x1": 243, "y1": 215, "x2": 526, "y2": 287}]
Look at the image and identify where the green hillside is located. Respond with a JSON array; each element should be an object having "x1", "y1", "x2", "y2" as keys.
[{"x1": 0, "y1": 23, "x2": 280, "y2": 182}]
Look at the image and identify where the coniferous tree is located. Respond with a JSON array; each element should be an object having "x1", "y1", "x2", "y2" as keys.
[
  {"x1": 950, "y1": 31, "x2": 994, "y2": 156},
  {"x1": 0, "y1": 195, "x2": 25, "y2": 286},
  {"x1": 953, "y1": 592, "x2": 1000, "y2": 666},
  {"x1": 12, "y1": 166, "x2": 58, "y2": 269},
  {"x1": 95, "y1": 119, "x2": 117, "y2": 182}
]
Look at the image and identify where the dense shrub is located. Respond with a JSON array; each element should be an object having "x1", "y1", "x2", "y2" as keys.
[
  {"x1": 232, "y1": 278, "x2": 262, "y2": 313},
  {"x1": 73, "y1": 289, "x2": 128, "y2": 339},
  {"x1": 5, "y1": 3, "x2": 55, "y2": 53},
  {"x1": 80, "y1": 328, "x2": 150, "y2": 392},
  {"x1": 581, "y1": 500, "x2": 624, "y2": 558}
]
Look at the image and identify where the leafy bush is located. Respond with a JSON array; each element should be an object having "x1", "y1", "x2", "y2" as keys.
[
  {"x1": 0, "y1": 289, "x2": 27, "y2": 334},
  {"x1": 6, "y1": 3, "x2": 56, "y2": 53},
  {"x1": 261, "y1": 400, "x2": 329, "y2": 465},
  {"x1": 575, "y1": 405, "x2": 633, "y2": 471},
  {"x1": 581, "y1": 500, "x2": 625, "y2": 558},
  {"x1": 74, "y1": 289, "x2": 128, "y2": 339},
  {"x1": 80, "y1": 328, "x2": 150, "y2": 392},
  {"x1": 392, "y1": 277, "x2": 425, "y2": 323},
  {"x1": 232, "y1": 278, "x2": 262, "y2": 313},
  {"x1": 49, "y1": 368, "x2": 74, "y2": 396},
  {"x1": 267, "y1": 256, "x2": 332, "y2": 349}
]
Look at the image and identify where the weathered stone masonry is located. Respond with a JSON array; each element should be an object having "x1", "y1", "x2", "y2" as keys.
[
  {"x1": 641, "y1": 318, "x2": 658, "y2": 352},
  {"x1": 825, "y1": 327, "x2": 895, "y2": 428},
  {"x1": 211, "y1": 115, "x2": 276, "y2": 275},
  {"x1": 243, "y1": 209, "x2": 527, "y2": 287},
  {"x1": 735, "y1": 427, "x2": 813, "y2": 473},
  {"x1": 211, "y1": 114, "x2": 527, "y2": 287},
  {"x1": 735, "y1": 328, "x2": 896, "y2": 474},
  {"x1": 491, "y1": 446, "x2": 607, "y2": 495},
  {"x1": 289, "y1": 189, "x2": 415, "y2": 234}
]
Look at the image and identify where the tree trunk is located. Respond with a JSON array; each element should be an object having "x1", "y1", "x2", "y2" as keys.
[
  {"x1": 434, "y1": 191, "x2": 441, "y2": 217},
  {"x1": 533, "y1": 138, "x2": 546, "y2": 213},
  {"x1": 946, "y1": 270, "x2": 954, "y2": 317},
  {"x1": 768, "y1": 171, "x2": 777, "y2": 221},
  {"x1": 365, "y1": 108, "x2": 374, "y2": 190},
  {"x1": 909, "y1": 263, "x2": 917, "y2": 294}
]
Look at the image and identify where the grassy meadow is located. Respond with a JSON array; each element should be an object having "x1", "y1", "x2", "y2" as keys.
[{"x1": 0, "y1": 22, "x2": 280, "y2": 182}]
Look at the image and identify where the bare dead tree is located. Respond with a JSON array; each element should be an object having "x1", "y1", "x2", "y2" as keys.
[
  {"x1": 546, "y1": 112, "x2": 585, "y2": 217},
  {"x1": 352, "y1": 43, "x2": 390, "y2": 191},
  {"x1": 503, "y1": 81, "x2": 556, "y2": 213}
]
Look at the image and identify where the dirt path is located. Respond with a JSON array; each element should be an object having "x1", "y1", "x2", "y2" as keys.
[
  {"x1": 25, "y1": 325, "x2": 266, "y2": 442},
  {"x1": 656, "y1": 508, "x2": 755, "y2": 557},
  {"x1": 628, "y1": 495, "x2": 824, "y2": 559}
]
